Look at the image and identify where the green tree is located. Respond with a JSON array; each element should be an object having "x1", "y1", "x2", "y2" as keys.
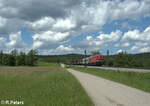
[
  {"x1": 11, "y1": 49, "x2": 18, "y2": 57},
  {"x1": 91, "y1": 50, "x2": 101, "y2": 55},
  {"x1": 0, "y1": 50, "x2": 3, "y2": 65},
  {"x1": 26, "y1": 50, "x2": 38, "y2": 66},
  {"x1": 2, "y1": 54, "x2": 9, "y2": 66},
  {"x1": 9, "y1": 49, "x2": 19, "y2": 66},
  {"x1": 113, "y1": 52, "x2": 142, "y2": 67},
  {"x1": 16, "y1": 52, "x2": 26, "y2": 66},
  {"x1": 114, "y1": 52, "x2": 127, "y2": 67},
  {"x1": 8, "y1": 54, "x2": 16, "y2": 66}
]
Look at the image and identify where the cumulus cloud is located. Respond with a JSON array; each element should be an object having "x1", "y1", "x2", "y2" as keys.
[
  {"x1": 0, "y1": 0, "x2": 150, "y2": 54},
  {"x1": 122, "y1": 26, "x2": 150, "y2": 43},
  {"x1": 29, "y1": 17, "x2": 55, "y2": 32},
  {"x1": 6, "y1": 31, "x2": 26, "y2": 49},
  {"x1": 40, "y1": 45, "x2": 74, "y2": 55},
  {"x1": 139, "y1": 47, "x2": 150, "y2": 53},
  {"x1": 122, "y1": 26, "x2": 150, "y2": 52},
  {"x1": 55, "y1": 45, "x2": 74, "y2": 53},
  {"x1": 32, "y1": 31, "x2": 70, "y2": 49},
  {"x1": 122, "y1": 42, "x2": 130, "y2": 47},
  {"x1": 117, "y1": 49, "x2": 123, "y2": 54},
  {"x1": 74, "y1": 30, "x2": 122, "y2": 50},
  {"x1": 0, "y1": 0, "x2": 150, "y2": 36},
  {"x1": 74, "y1": 25, "x2": 150, "y2": 54},
  {"x1": 53, "y1": 18, "x2": 76, "y2": 31}
]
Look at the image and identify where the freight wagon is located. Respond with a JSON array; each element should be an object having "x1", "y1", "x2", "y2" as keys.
[{"x1": 72, "y1": 54, "x2": 103, "y2": 66}]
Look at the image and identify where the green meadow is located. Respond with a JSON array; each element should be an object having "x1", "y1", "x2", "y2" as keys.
[
  {"x1": 0, "y1": 65, "x2": 94, "y2": 106},
  {"x1": 36, "y1": 61, "x2": 60, "y2": 67}
]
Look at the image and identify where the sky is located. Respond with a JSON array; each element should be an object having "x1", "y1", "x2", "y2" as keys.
[{"x1": 0, "y1": 0, "x2": 150, "y2": 55}]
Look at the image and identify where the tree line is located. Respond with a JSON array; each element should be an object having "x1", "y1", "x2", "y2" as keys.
[
  {"x1": 0, "y1": 50, "x2": 37, "y2": 66},
  {"x1": 104, "y1": 51, "x2": 150, "y2": 68}
]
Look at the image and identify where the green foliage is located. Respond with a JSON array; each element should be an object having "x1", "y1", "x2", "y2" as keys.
[
  {"x1": 108, "y1": 58, "x2": 114, "y2": 66},
  {"x1": 8, "y1": 54, "x2": 16, "y2": 66},
  {"x1": 38, "y1": 54, "x2": 87, "y2": 63},
  {"x1": 0, "y1": 50, "x2": 3, "y2": 65},
  {"x1": 2, "y1": 54, "x2": 9, "y2": 65},
  {"x1": 26, "y1": 50, "x2": 38, "y2": 66},
  {"x1": 11, "y1": 49, "x2": 18, "y2": 57},
  {"x1": 104, "y1": 52, "x2": 147, "y2": 68},
  {"x1": 16, "y1": 52, "x2": 26, "y2": 66},
  {"x1": 143, "y1": 59, "x2": 150, "y2": 68},
  {"x1": 0, "y1": 49, "x2": 38, "y2": 66},
  {"x1": 91, "y1": 50, "x2": 100, "y2": 55}
]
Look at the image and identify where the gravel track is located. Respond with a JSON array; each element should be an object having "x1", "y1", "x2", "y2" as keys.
[{"x1": 68, "y1": 68, "x2": 150, "y2": 106}]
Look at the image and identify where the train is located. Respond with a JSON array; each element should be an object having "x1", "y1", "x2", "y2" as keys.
[{"x1": 72, "y1": 54, "x2": 104, "y2": 66}]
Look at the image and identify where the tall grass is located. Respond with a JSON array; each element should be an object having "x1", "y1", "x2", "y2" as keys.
[
  {"x1": 0, "y1": 67, "x2": 94, "y2": 106},
  {"x1": 71, "y1": 66, "x2": 150, "y2": 93},
  {"x1": 36, "y1": 61, "x2": 60, "y2": 67}
]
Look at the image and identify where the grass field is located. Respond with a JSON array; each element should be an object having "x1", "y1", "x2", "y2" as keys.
[
  {"x1": 0, "y1": 66, "x2": 94, "y2": 106},
  {"x1": 71, "y1": 66, "x2": 150, "y2": 93},
  {"x1": 36, "y1": 61, "x2": 59, "y2": 67}
]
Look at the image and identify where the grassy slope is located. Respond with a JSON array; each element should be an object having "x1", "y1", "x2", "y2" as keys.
[
  {"x1": 71, "y1": 66, "x2": 150, "y2": 93},
  {"x1": 0, "y1": 67, "x2": 94, "y2": 106}
]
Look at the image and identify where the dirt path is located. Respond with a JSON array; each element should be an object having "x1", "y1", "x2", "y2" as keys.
[
  {"x1": 68, "y1": 69, "x2": 150, "y2": 106},
  {"x1": 60, "y1": 64, "x2": 65, "y2": 68}
]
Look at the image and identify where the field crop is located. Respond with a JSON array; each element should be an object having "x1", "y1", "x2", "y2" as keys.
[
  {"x1": 71, "y1": 66, "x2": 150, "y2": 93},
  {"x1": 0, "y1": 67, "x2": 94, "y2": 106}
]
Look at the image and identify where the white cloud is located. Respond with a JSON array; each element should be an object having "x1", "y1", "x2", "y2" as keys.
[
  {"x1": 0, "y1": 0, "x2": 150, "y2": 54},
  {"x1": 6, "y1": 31, "x2": 26, "y2": 49},
  {"x1": 129, "y1": 42, "x2": 149, "y2": 53},
  {"x1": 55, "y1": 45, "x2": 74, "y2": 53},
  {"x1": 0, "y1": 0, "x2": 150, "y2": 37},
  {"x1": 117, "y1": 49, "x2": 123, "y2": 54},
  {"x1": 110, "y1": 0, "x2": 150, "y2": 20},
  {"x1": 53, "y1": 18, "x2": 76, "y2": 31},
  {"x1": 40, "y1": 45, "x2": 74, "y2": 55},
  {"x1": 122, "y1": 42, "x2": 130, "y2": 47},
  {"x1": 32, "y1": 41, "x2": 43, "y2": 50},
  {"x1": 32, "y1": 31, "x2": 70, "y2": 49},
  {"x1": 86, "y1": 36, "x2": 92, "y2": 40},
  {"x1": 139, "y1": 47, "x2": 150, "y2": 53},
  {"x1": 122, "y1": 29, "x2": 141, "y2": 41},
  {"x1": 121, "y1": 26, "x2": 150, "y2": 52},
  {"x1": 97, "y1": 30, "x2": 122, "y2": 42},
  {"x1": 29, "y1": 17, "x2": 55, "y2": 32},
  {"x1": 70, "y1": 0, "x2": 150, "y2": 33},
  {"x1": 74, "y1": 30, "x2": 122, "y2": 50}
]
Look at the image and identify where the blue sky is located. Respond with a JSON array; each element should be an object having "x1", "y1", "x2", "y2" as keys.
[{"x1": 0, "y1": 0, "x2": 150, "y2": 55}]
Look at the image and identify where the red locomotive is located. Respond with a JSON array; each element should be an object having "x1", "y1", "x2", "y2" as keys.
[{"x1": 72, "y1": 54, "x2": 103, "y2": 66}]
